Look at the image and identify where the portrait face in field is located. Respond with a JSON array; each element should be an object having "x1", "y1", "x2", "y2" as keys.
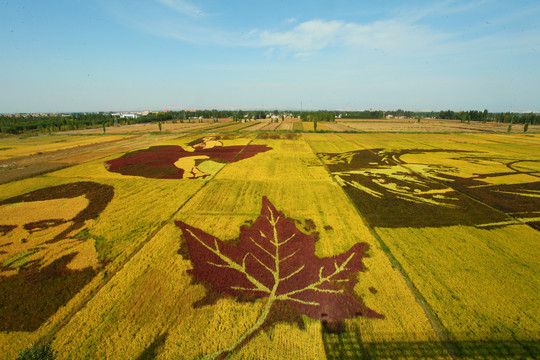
[
  {"x1": 105, "y1": 137, "x2": 272, "y2": 179},
  {"x1": 321, "y1": 149, "x2": 540, "y2": 229},
  {"x1": 0, "y1": 181, "x2": 114, "y2": 331}
]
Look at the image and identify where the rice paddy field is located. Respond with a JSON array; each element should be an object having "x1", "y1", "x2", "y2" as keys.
[{"x1": 0, "y1": 121, "x2": 538, "y2": 359}]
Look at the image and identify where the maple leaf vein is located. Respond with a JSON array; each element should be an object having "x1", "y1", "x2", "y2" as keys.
[
  {"x1": 186, "y1": 229, "x2": 271, "y2": 294},
  {"x1": 278, "y1": 252, "x2": 356, "y2": 300}
]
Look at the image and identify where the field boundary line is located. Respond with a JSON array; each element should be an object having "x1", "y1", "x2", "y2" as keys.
[
  {"x1": 38, "y1": 133, "x2": 260, "y2": 346},
  {"x1": 304, "y1": 133, "x2": 461, "y2": 360}
]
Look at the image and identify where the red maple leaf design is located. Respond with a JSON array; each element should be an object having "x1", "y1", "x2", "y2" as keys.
[{"x1": 175, "y1": 197, "x2": 383, "y2": 358}]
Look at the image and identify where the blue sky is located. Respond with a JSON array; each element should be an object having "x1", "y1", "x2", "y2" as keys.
[{"x1": 1, "y1": 0, "x2": 539, "y2": 113}]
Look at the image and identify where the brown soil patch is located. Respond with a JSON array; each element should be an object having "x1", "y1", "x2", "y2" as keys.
[{"x1": 256, "y1": 133, "x2": 300, "y2": 140}]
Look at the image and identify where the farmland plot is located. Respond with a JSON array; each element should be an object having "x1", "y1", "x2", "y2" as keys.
[
  {"x1": 0, "y1": 134, "x2": 250, "y2": 357},
  {"x1": 46, "y1": 134, "x2": 448, "y2": 359},
  {"x1": 1, "y1": 131, "x2": 538, "y2": 359},
  {"x1": 312, "y1": 132, "x2": 540, "y2": 358},
  {"x1": 332, "y1": 119, "x2": 540, "y2": 133},
  {"x1": 63, "y1": 120, "x2": 230, "y2": 135},
  {"x1": 0, "y1": 134, "x2": 185, "y2": 185},
  {"x1": 0, "y1": 168, "x2": 206, "y2": 357},
  {"x1": 0, "y1": 134, "x2": 132, "y2": 160},
  {"x1": 276, "y1": 121, "x2": 294, "y2": 131}
]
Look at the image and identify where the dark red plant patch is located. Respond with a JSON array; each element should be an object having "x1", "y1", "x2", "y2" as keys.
[
  {"x1": 105, "y1": 143, "x2": 272, "y2": 179},
  {"x1": 176, "y1": 196, "x2": 383, "y2": 321},
  {"x1": 0, "y1": 253, "x2": 96, "y2": 332},
  {"x1": 0, "y1": 182, "x2": 114, "y2": 331},
  {"x1": 175, "y1": 197, "x2": 383, "y2": 358}
]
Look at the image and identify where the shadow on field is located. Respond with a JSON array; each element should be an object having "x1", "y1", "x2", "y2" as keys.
[
  {"x1": 322, "y1": 328, "x2": 540, "y2": 359},
  {"x1": 136, "y1": 332, "x2": 168, "y2": 360}
]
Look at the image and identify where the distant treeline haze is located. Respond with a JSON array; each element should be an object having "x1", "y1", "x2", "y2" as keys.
[{"x1": 0, "y1": 109, "x2": 538, "y2": 134}]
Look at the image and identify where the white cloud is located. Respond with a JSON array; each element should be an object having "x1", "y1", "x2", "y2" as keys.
[
  {"x1": 258, "y1": 20, "x2": 344, "y2": 53},
  {"x1": 156, "y1": 0, "x2": 204, "y2": 17},
  {"x1": 100, "y1": 0, "x2": 539, "y2": 61},
  {"x1": 255, "y1": 18, "x2": 448, "y2": 56},
  {"x1": 283, "y1": 17, "x2": 297, "y2": 25}
]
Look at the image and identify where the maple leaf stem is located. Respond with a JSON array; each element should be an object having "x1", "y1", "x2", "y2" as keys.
[
  {"x1": 204, "y1": 295, "x2": 276, "y2": 360},
  {"x1": 203, "y1": 210, "x2": 286, "y2": 360}
]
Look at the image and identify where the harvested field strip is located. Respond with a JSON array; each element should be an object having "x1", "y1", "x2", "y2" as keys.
[
  {"x1": 332, "y1": 119, "x2": 540, "y2": 134},
  {"x1": 275, "y1": 121, "x2": 293, "y2": 130},
  {"x1": 184, "y1": 121, "x2": 239, "y2": 133},
  {"x1": 0, "y1": 134, "x2": 135, "y2": 160},
  {"x1": 61, "y1": 121, "x2": 225, "y2": 135},
  {"x1": 258, "y1": 122, "x2": 281, "y2": 130},
  {"x1": 215, "y1": 121, "x2": 261, "y2": 132},
  {"x1": 321, "y1": 122, "x2": 358, "y2": 132},
  {"x1": 241, "y1": 122, "x2": 268, "y2": 131}
]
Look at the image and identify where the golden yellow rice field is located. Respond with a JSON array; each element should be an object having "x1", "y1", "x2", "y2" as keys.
[{"x1": 0, "y1": 130, "x2": 538, "y2": 359}]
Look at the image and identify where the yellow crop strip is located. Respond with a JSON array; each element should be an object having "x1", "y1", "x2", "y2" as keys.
[{"x1": 375, "y1": 225, "x2": 540, "y2": 343}]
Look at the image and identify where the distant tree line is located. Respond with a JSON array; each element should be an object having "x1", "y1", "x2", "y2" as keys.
[
  {"x1": 299, "y1": 111, "x2": 336, "y2": 122},
  {"x1": 340, "y1": 110, "x2": 385, "y2": 119},
  {"x1": 0, "y1": 113, "x2": 115, "y2": 134},
  {"x1": 1, "y1": 108, "x2": 538, "y2": 135},
  {"x1": 437, "y1": 110, "x2": 538, "y2": 124}
]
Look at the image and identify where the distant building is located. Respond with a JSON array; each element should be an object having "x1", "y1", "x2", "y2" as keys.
[{"x1": 120, "y1": 113, "x2": 140, "y2": 119}]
